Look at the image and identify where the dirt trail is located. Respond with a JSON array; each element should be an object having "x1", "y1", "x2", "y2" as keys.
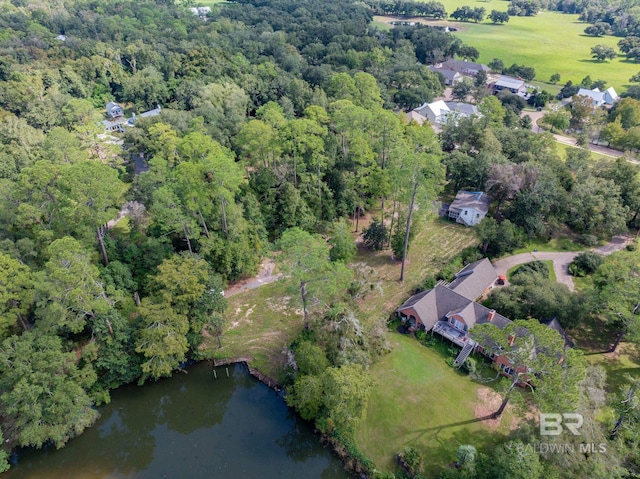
[{"x1": 224, "y1": 258, "x2": 282, "y2": 297}]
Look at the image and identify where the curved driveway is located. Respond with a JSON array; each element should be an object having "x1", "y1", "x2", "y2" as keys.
[{"x1": 492, "y1": 234, "x2": 632, "y2": 291}]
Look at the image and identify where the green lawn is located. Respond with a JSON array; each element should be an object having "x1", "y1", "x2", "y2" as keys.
[
  {"x1": 586, "y1": 343, "x2": 640, "y2": 393},
  {"x1": 512, "y1": 236, "x2": 585, "y2": 255},
  {"x1": 375, "y1": 2, "x2": 638, "y2": 92},
  {"x1": 356, "y1": 334, "x2": 513, "y2": 477},
  {"x1": 554, "y1": 142, "x2": 612, "y2": 161},
  {"x1": 206, "y1": 280, "x2": 300, "y2": 380}
]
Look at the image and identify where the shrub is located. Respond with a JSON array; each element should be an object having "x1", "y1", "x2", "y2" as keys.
[
  {"x1": 462, "y1": 356, "x2": 477, "y2": 375},
  {"x1": 362, "y1": 218, "x2": 388, "y2": 251},
  {"x1": 511, "y1": 260, "x2": 549, "y2": 280},
  {"x1": 397, "y1": 446, "x2": 423, "y2": 477},
  {"x1": 415, "y1": 329, "x2": 428, "y2": 343},
  {"x1": 568, "y1": 251, "x2": 603, "y2": 277},
  {"x1": 579, "y1": 234, "x2": 599, "y2": 246}
]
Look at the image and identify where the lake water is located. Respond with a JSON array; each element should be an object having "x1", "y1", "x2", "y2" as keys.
[{"x1": 3, "y1": 363, "x2": 352, "y2": 479}]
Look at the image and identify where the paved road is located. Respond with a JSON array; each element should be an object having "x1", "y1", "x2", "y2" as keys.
[
  {"x1": 522, "y1": 110, "x2": 626, "y2": 159},
  {"x1": 493, "y1": 234, "x2": 632, "y2": 291}
]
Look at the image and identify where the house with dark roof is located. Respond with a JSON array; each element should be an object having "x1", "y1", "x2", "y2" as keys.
[
  {"x1": 397, "y1": 259, "x2": 570, "y2": 369},
  {"x1": 446, "y1": 190, "x2": 490, "y2": 226},
  {"x1": 397, "y1": 259, "x2": 505, "y2": 366},
  {"x1": 429, "y1": 66, "x2": 463, "y2": 86},
  {"x1": 433, "y1": 59, "x2": 490, "y2": 77}
]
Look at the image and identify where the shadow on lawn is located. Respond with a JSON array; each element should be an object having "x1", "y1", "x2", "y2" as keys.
[{"x1": 409, "y1": 414, "x2": 499, "y2": 437}]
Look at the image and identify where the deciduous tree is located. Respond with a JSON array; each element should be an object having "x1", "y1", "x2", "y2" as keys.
[
  {"x1": 0, "y1": 332, "x2": 98, "y2": 449},
  {"x1": 470, "y1": 319, "x2": 586, "y2": 417}
]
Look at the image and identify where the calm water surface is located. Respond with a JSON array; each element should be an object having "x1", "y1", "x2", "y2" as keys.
[{"x1": 4, "y1": 363, "x2": 352, "y2": 479}]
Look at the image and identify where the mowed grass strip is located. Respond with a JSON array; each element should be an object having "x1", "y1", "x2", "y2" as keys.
[
  {"x1": 354, "y1": 216, "x2": 478, "y2": 326},
  {"x1": 356, "y1": 334, "x2": 511, "y2": 477}
]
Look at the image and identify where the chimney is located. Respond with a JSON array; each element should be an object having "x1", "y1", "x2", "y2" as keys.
[{"x1": 487, "y1": 309, "x2": 496, "y2": 322}]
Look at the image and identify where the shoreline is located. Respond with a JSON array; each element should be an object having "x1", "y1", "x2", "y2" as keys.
[{"x1": 212, "y1": 357, "x2": 375, "y2": 478}]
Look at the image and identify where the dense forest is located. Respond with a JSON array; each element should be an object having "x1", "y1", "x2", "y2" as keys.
[
  {"x1": 0, "y1": 0, "x2": 451, "y2": 468},
  {"x1": 0, "y1": 0, "x2": 639, "y2": 477}
]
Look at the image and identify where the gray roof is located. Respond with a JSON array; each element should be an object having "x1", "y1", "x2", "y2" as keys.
[
  {"x1": 139, "y1": 105, "x2": 161, "y2": 118},
  {"x1": 495, "y1": 76, "x2": 525, "y2": 90},
  {"x1": 398, "y1": 284, "x2": 511, "y2": 331},
  {"x1": 430, "y1": 67, "x2": 460, "y2": 83},
  {"x1": 540, "y1": 317, "x2": 571, "y2": 348},
  {"x1": 439, "y1": 59, "x2": 489, "y2": 74},
  {"x1": 447, "y1": 258, "x2": 498, "y2": 301},
  {"x1": 449, "y1": 191, "x2": 490, "y2": 215},
  {"x1": 445, "y1": 102, "x2": 479, "y2": 116},
  {"x1": 106, "y1": 102, "x2": 124, "y2": 118}
]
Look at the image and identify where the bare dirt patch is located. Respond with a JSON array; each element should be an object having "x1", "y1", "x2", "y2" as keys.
[
  {"x1": 474, "y1": 387, "x2": 506, "y2": 429},
  {"x1": 267, "y1": 296, "x2": 299, "y2": 316}
]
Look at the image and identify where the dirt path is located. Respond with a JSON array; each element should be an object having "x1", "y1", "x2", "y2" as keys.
[
  {"x1": 492, "y1": 234, "x2": 632, "y2": 291},
  {"x1": 224, "y1": 258, "x2": 282, "y2": 297}
]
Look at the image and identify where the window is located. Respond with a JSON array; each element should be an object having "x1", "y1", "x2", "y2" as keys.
[
  {"x1": 476, "y1": 213, "x2": 479, "y2": 218},
  {"x1": 501, "y1": 365, "x2": 514, "y2": 375},
  {"x1": 452, "y1": 318, "x2": 465, "y2": 331},
  {"x1": 464, "y1": 210, "x2": 468, "y2": 216}
]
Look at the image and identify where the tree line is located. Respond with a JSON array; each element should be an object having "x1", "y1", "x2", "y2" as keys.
[{"x1": 0, "y1": 0, "x2": 465, "y2": 468}]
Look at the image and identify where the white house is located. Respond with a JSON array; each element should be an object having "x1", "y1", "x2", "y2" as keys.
[
  {"x1": 429, "y1": 66, "x2": 464, "y2": 86},
  {"x1": 102, "y1": 103, "x2": 162, "y2": 133},
  {"x1": 412, "y1": 101, "x2": 479, "y2": 126},
  {"x1": 576, "y1": 87, "x2": 618, "y2": 107},
  {"x1": 447, "y1": 191, "x2": 490, "y2": 226},
  {"x1": 414, "y1": 100, "x2": 450, "y2": 124}
]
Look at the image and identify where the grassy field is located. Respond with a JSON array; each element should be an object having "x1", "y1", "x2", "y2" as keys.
[
  {"x1": 206, "y1": 280, "x2": 299, "y2": 379},
  {"x1": 204, "y1": 216, "x2": 478, "y2": 379},
  {"x1": 586, "y1": 343, "x2": 640, "y2": 392},
  {"x1": 374, "y1": 0, "x2": 637, "y2": 92},
  {"x1": 356, "y1": 334, "x2": 513, "y2": 477}
]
